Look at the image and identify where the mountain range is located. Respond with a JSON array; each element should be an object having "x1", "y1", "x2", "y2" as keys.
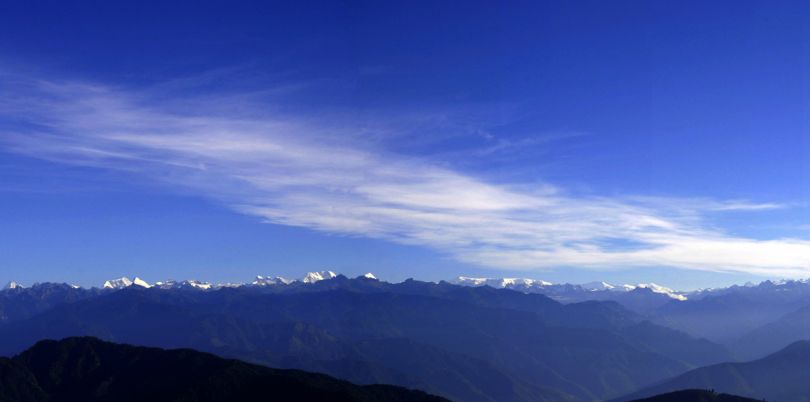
[
  {"x1": 455, "y1": 276, "x2": 810, "y2": 362},
  {"x1": 6, "y1": 273, "x2": 810, "y2": 401},
  {"x1": 0, "y1": 274, "x2": 733, "y2": 402}
]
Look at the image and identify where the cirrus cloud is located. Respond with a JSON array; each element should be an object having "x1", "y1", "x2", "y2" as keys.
[{"x1": 1, "y1": 74, "x2": 808, "y2": 278}]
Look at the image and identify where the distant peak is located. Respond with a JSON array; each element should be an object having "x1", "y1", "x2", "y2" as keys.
[
  {"x1": 103, "y1": 276, "x2": 151, "y2": 289},
  {"x1": 3, "y1": 280, "x2": 23, "y2": 290},
  {"x1": 451, "y1": 276, "x2": 687, "y2": 301},
  {"x1": 633, "y1": 283, "x2": 687, "y2": 301},
  {"x1": 181, "y1": 280, "x2": 212, "y2": 290},
  {"x1": 769, "y1": 340, "x2": 810, "y2": 360},
  {"x1": 103, "y1": 277, "x2": 133, "y2": 289},
  {"x1": 362, "y1": 273, "x2": 377, "y2": 280},
  {"x1": 252, "y1": 275, "x2": 293, "y2": 286},
  {"x1": 453, "y1": 276, "x2": 552, "y2": 288},
  {"x1": 132, "y1": 277, "x2": 152, "y2": 288},
  {"x1": 100, "y1": 271, "x2": 348, "y2": 291},
  {"x1": 302, "y1": 270, "x2": 337, "y2": 283},
  {"x1": 580, "y1": 281, "x2": 617, "y2": 291}
]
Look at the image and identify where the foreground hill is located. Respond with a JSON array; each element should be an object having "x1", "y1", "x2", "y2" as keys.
[
  {"x1": 630, "y1": 390, "x2": 762, "y2": 402},
  {"x1": 614, "y1": 340, "x2": 810, "y2": 402},
  {"x1": 0, "y1": 277, "x2": 732, "y2": 402},
  {"x1": 0, "y1": 337, "x2": 447, "y2": 402}
]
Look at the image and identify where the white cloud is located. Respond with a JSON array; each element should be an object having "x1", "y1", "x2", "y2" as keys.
[{"x1": 2, "y1": 75, "x2": 809, "y2": 277}]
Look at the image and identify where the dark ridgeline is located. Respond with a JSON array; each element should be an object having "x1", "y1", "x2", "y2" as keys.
[
  {"x1": 0, "y1": 276, "x2": 732, "y2": 402},
  {"x1": 0, "y1": 336, "x2": 448, "y2": 402},
  {"x1": 628, "y1": 390, "x2": 763, "y2": 402}
]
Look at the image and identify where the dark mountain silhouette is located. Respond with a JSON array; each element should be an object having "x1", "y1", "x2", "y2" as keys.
[
  {"x1": 0, "y1": 336, "x2": 447, "y2": 402},
  {"x1": 0, "y1": 278, "x2": 731, "y2": 402},
  {"x1": 614, "y1": 340, "x2": 810, "y2": 402},
  {"x1": 629, "y1": 389, "x2": 763, "y2": 402},
  {"x1": 0, "y1": 357, "x2": 48, "y2": 402}
]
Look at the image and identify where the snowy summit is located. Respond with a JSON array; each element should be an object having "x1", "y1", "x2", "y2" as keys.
[
  {"x1": 302, "y1": 271, "x2": 338, "y2": 283},
  {"x1": 453, "y1": 276, "x2": 552, "y2": 289},
  {"x1": 252, "y1": 275, "x2": 293, "y2": 286},
  {"x1": 102, "y1": 277, "x2": 151, "y2": 289}
]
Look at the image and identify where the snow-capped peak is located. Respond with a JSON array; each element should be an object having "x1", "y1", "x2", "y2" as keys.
[
  {"x1": 3, "y1": 281, "x2": 23, "y2": 290},
  {"x1": 153, "y1": 279, "x2": 213, "y2": 290},
  {"x1": 302, "y1": 271, "x2": 337, "y2": 283},
  {"x1": 103, "y1": 276, "x2": 151, "y2": 289},
  {"x1": 580, "y1": 281, "x2": 617, "y2": 291},
  {"x1": 180, "y1": 280, "x2": 212, "y2": 290},
  {"x1": 132, "y1": 277, "x2": 151, "y2": 288},
  {"x1": 153, "y1": 280, "x2": 176, "y2": 289},
  {"x1": 252, "y1": 275, "x2": 293, "y2": 286},
  {"x1": 103, "y1": 277, "x2": 133, "y2": 289},
  {"x1": 362, "y1": 273, "x2": 377, "y2": 280},
  {"x1": 453, "y1": 276, "x2": 552, "y2": 288},
  {"x1": 502, "y1": 278, "x2": 552, "y2": 287},
  {"x1": 454, "y1": 276, "x2": 488, "y2": 286},
  {"x1": 632, "y1": 283, "x2": 688, "y2": 301}
]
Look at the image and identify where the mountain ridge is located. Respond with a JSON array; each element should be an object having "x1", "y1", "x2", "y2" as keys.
[
  {"x1": 0, "y1": 336, "x2": 448, "y2": 402},
  {"x1": 0, "y1": 277, "x2": 732, "y2": 402},
  {"x1": 613, "y1": 340, "x2": 810, "y2": 402}
]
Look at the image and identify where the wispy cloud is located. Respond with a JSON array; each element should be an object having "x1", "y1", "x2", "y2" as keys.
[{"x1": 2, "y1": 74, "x2": 809, "y2": 277}]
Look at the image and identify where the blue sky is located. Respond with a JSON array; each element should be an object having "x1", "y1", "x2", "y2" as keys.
[{"x1": 0, "y1": 0, "x2": 809, "y2": 290}]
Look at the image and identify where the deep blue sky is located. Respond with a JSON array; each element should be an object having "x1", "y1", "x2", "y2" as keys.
[{"x1": 0, "y1": 0, "x2": 808, "y2": 289}]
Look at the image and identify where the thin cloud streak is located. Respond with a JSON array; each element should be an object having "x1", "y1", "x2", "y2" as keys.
[{"x1": 2, "y1": 75, "x2": 809, "y2": 277}]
